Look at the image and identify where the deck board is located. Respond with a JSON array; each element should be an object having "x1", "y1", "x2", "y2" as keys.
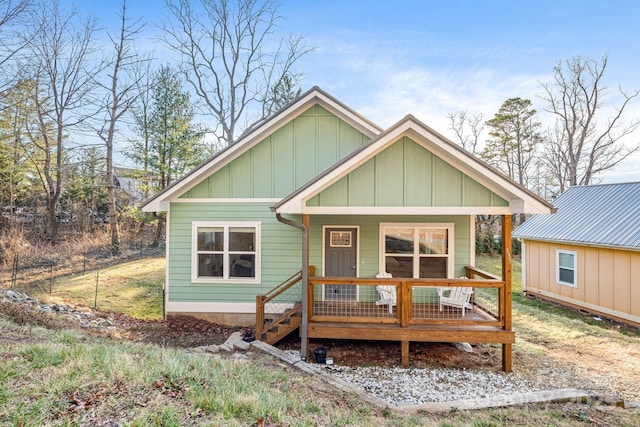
[{"x1": 308, "y1": 321, "x2": 514, "y2": 344}]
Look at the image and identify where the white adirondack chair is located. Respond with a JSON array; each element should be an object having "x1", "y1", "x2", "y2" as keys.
[
  {"x1": 437, "y1": 286, "x2": 474, "y2": 316},
  {"x1": 374, "y1": 272, "x2": 396, "y2": 313}
]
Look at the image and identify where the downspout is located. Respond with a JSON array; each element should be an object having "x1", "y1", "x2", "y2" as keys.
[{"x1": 273, "y1": 212, "x2": 309, "y2": 361}]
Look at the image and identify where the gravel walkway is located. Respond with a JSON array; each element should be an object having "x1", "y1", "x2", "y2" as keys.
[
  {"x1": 322, "y1": 364, "x2": 541, "y2": 406},
  {"x1": 283, "y1": 350, "x2": 542, "y2": 406}
]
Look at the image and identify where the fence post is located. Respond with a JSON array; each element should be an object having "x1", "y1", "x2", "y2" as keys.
[
  {"x1": 94, "y1": 271, "x2": 100, "y2": 309},
  {"x1": 11, "y1": 254, "x2": 18, "y2": 288},
  {"x1": 49, "y1": 262, "x2": 54, "y2": 294}
]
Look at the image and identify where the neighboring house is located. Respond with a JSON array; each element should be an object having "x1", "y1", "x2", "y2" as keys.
[
  {"x1": 513, "y1": 182, "x2": 640, "y2": 328},
  {"x1": 113, "y1": 167, "x2": 156, "y2": 204},
  {"x1": 142, "y1": 87, "x2": 554, "y2": 370}
]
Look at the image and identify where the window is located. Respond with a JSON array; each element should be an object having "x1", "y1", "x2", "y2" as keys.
[
  {"x1": 380, "y1": 223, "x2": 454, "y2": 279},
  {"x1": 556, "y1": 249, "x2": 577, "y2": 287},
  {"x1": 192, "y1": 222, "x2": 260, "y2": 283}
]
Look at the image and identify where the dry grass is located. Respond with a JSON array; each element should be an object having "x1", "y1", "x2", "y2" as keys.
[
  {"x1": 1, "y1": 313, "x2": 639, "y2": 426},
  {"x1": 0, "y1": 227, "x2": 163, "y2": 315},
  {"x1": 477, "y1": 255, "x2": 640, "y2": 404},
  {"x1": 2, "y1": 254, "x2": 640, "y2": 425}
]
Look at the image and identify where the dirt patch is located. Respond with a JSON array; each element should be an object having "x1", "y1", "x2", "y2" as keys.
[
  {"x1": 0, "y1": 295, "x2": 498, "y2": 370},
  {"x1": 277, "y1": 335, "x2": 503, "y2": 369}
]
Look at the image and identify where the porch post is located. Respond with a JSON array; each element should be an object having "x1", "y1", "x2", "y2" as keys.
[
  {"x1": 501, "y1": 214, "x2": 513, "y2": 372},
  {"x1": 302, "y1": 214, "x2": 310, "y2": 361},
  {"x1": 274, "y1": 212, "x2": 310, "y2": 361}
]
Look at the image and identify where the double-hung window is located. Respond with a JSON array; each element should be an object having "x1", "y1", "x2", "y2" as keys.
[
  {"x1": 380, "y1": 223, "x2": 454, "y2": 278},
  {"x1": 192, "y1": 221, "x2": 261, "y2": 283},
  {"x1": 556, "y1": 249, "x2": 577, "y2": 287}
]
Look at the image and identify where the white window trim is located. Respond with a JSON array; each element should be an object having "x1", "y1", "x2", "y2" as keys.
[
  {"x1": 379, "y1": 222, "x2": 455, "y2": 279},
  {"x1": 556, "y1": 249, "x2": 577, "y2": 288},
  {"x1": 191, "y1": 221, "x2": 261, "y2": 284}
]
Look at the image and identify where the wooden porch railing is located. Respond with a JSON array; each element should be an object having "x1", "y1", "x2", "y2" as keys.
[
  {"x1": 307, "y1": 270, "x2": 506, "y2": 327},
  {"x1": 305, "y1": 266, "x2": 512, "y2": 368},
  {"x1": 255, "y1": 270, "x2": 302, "y2": 341}
]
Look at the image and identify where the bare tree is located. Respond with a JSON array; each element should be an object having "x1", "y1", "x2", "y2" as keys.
[
  {"x1": 129, "y1": 61, "x2": 154, "y2": 200},
  {"x1": 447, "y1": 110, "x2": 484, "y2": 154},
  {"x1": 20, "y1": 0, "x2": 102, "y2": 240},
  {"x1": 0, "y1": 0, "x2": 33, "y2": 90},
  {"x1": 97, "y1": 0, "x2": 147, "y2": 253},
  {"x1": 540, "y1": 54, "x2": 640, "y2": 192},
  {"x1": 161, "y1": 0, "x2": 310, "y2": 145}
]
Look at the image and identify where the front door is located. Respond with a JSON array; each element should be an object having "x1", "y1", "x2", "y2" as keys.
[{"x1": 324, "y1": 227, "x2": 358, "y2": 301}]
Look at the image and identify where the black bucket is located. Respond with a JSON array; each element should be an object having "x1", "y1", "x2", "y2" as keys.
[{"x1": 313, "y1": 347, "x2": 327, "y2": 364}]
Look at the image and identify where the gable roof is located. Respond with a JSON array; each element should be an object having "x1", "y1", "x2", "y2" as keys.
[
  {"x1": 273, "y1": 115, "x2": 555, "y2": 215},
  {"x1": 513, "y1": 182, "x2": 640, "y2": 250},
  {"x1": 141, "y1": 87, "x2": 382, "y2": 212}
]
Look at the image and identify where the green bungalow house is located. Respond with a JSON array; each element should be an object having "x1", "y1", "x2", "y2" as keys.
[{"x1": 142, "y1": 87, "x2": 554, "y2": 370}]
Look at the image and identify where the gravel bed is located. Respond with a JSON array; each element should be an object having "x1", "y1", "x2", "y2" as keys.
[
  {"x1": 283, "y1": 350, "x2": 541, "y2": 406},
  {"x1": 322, "y1": 364, "x2": 541, "y2": 406}
]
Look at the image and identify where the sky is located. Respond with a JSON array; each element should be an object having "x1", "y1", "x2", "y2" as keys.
[{"x1": 82, "y1": 0, "x2": 640, "y2": 184}]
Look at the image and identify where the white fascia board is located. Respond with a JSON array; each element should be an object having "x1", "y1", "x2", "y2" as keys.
[
  {"x1": 277, "y1": 118, "x2": 552, "y2": 215},
  {"x1": 301, "y1": 206, "x2": 517, "y2": 215}
]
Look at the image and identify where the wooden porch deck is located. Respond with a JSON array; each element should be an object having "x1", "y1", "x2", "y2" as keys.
[
  {"x1": 257, "y1": 258, "x2": 515, "y2": 370},
  {"x1": 307, "y1": 322, "x2": 514, "y2": 346}
]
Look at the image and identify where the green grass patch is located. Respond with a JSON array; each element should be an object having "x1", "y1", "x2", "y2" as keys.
[
  {"x1": 30, "y1": 256, "x2": 165, "y2": 319},
  {"x1": 0, "y1": 321, "x2": 413, "y2": 426}
]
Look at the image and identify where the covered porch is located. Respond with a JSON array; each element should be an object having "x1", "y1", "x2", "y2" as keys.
[
  {"x1": 257, "y1": 216, "x2": 515, "y2": 371},
  {"x1": 258, "y1": 116, "x2": 554, "y2": 371}
]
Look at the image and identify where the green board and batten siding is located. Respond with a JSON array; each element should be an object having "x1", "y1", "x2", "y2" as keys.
[
  {"x1": 168, "y1": 202, "x2": 302, "y2": 303},
  {"x1": 168, "y1": 205, "x2": 471, "y2": 304},
  {"x1": 166, "y1": 110, "x2": 494, "y2": 306},
  {"x1": 168, "y1": 106, "x2": 371, "y2": 304},
  {"x1": 181, "y1": 105, "x2": 370, "y2": 199},
  {"x1": 307, "y1": 137, "x2": 509, "y2": 208}
]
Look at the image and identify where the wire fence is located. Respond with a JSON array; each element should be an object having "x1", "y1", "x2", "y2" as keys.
[
  {"x1": 309, "y1": 282, "x2": 501, "y2": 323},
  {"x1": 0, "y1": 225, "x2": 165, "y2": 303}
]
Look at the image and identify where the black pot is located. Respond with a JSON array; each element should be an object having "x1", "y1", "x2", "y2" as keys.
[{"x1": 313, "y1": 347, "x2": 327, "y2": 363}]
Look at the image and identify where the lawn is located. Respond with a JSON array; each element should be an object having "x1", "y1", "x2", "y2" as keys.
[
  {"x1": 2, "y1": 254, "x2": 639, "y2": 425},
  {"x1": 29, "y1": 257, "x2": 165, "y2": 319}
]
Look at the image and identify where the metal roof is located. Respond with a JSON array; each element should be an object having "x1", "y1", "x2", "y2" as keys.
[{"x1": 513, "y1": 182, "x2": 640, "y2": 250}]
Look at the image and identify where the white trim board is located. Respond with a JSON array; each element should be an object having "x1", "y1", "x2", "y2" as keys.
[
  {"x1": 528, "y1": 289, "x2": 640, "y2": 326},
  {"x1": 167, "y1": 302, "x2": 256, "y2": 314}
]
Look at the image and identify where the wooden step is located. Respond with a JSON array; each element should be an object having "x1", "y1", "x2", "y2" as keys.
[{"x1": 263, "y1": 314, "x2": 301, "y2": 345}]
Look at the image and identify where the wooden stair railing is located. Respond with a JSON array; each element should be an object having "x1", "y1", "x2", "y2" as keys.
[{"x1": 256, "y1": 269, "x2": 306, "y2": 345}]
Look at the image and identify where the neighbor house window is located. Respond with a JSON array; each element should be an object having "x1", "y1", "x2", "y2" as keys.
[
  {"x1": 556, "y1": 249, "x2": 577, "y2": 287},
  {"x1": 192, "y1": 221, "x2": 260, "y2": 283},
  {"x1": 380, "y1": 223, "x2": 454, "y2": 278}
]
